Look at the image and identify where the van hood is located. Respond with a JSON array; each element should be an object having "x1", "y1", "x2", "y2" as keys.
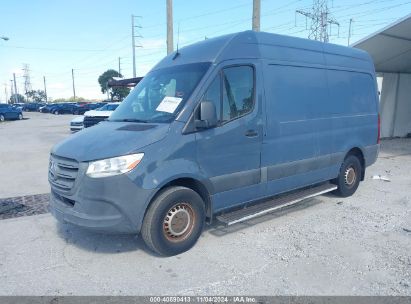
[{"x1": 52, "y1": 121, "x2": 170, "y2": 162}]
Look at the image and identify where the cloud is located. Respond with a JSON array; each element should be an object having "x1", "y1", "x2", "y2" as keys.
[
  {"x1": 141, "y1": 38, "x2": 166, "y2": 50},
  {"x1": 137, "y1": 63, "x2": 156, "y2": 76},
  {"x1": 76, "y1": 88, "x2": 105, "y2": 100},
  {"x1": 48, "y1": 82, "x2": 66, "y2": 89},
  {"x1": 10, "y1": 68, "x2": 23, "y2": 77}
]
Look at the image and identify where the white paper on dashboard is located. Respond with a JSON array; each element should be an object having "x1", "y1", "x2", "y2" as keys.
[{"x1": 156, "y1": 96, "x2": 183, "y2": 113}]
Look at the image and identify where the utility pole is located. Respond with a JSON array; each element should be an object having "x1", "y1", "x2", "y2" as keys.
[
  {"x1": 71, "y1": 69, "x2": 76, "y2": 100},
  {"x1": 118, "y1": 57, "x2": 122, "y2": 77},
  {"x1": 43, "y1": 76, "x2": 48, "y2": 103},
  {"x1": 166, "y1": 0, "x2": 174, "y2": 55},
  {"x1": 9, "y1": 80, "x2": 13, "y2": 103},
  {"x1": 4, "y1": 83, "x2": 8, "y2": 104},
  {"x1": 132, "y1": 15, "x2": 136, "y2": 78},
  {"x1": 348, "y1": 18, "x2": 353, "y2": 46},
  {"x1": 131, "y1": 15, "x2": 143, "y2": 78},
  {"x1": 296, "y1": 0, "x2": 339, "y2": 43},
  {"x1": 13, "y1": 73, "x2": 19, "y2": 103},
  {"x1": 252, "y1": 0, "x2": 261, "y2": 32}
]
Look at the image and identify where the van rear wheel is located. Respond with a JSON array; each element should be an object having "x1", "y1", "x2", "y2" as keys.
[
  {"x1": 333, "y1": 155, "x2": 362, "y2": 197},
  {"x1": 141, "y1": 186, "x2": 205, "y2": 256}
]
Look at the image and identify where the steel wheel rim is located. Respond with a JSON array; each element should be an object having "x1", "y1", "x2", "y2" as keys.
[
  {"x1": 163, "y1": 203, "x2": 195, "y2": 242},
  {"x1": 344, "y1": 166, "x2": 356, "y2": 187}
]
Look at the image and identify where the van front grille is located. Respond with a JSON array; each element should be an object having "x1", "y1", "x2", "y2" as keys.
[
  {"x1": 48, "y1": 154, "x2": 79, "y2": 193},
  {"x1": 83, "y1": 116, "x2": 107, "y2": 128}
]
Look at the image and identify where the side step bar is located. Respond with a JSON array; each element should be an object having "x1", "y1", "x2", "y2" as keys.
[{"x1": 216, "y1": 183, "x2": 337, "y2": 226}]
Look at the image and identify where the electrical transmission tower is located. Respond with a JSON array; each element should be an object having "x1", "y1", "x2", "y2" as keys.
[
  {"x1": 296, "y1": 0, "x2": 339, "y2": 43},
  {"x1": 22, "y1": 63, "x2": 32, "y2": 97}
]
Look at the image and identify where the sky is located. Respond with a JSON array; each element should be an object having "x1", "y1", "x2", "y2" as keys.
[{"x1": 0, "y1": 0, "x2": 410, "y2": 102}]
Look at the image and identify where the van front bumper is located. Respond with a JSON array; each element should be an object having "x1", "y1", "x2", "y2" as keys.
[{"x1": 49, "y1": 173, "x2": 154, "y2": 234}]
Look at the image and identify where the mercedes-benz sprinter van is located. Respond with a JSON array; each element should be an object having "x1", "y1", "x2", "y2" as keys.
[{"x1": 49, "y1": 31, "x2": 379, "y2": 256}]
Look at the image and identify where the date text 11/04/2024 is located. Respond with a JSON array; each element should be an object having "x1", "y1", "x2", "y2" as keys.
[{"x1": 149, "y1": 296, "x2": 257, "y2": 303}]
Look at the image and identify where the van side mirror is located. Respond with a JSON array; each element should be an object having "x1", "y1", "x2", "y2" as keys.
[{"x1": 195, "y1": 100, "x2": 217, "y2": 129}]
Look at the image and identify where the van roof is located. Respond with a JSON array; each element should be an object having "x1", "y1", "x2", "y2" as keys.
[{"x1": 153, "y1": 30, "x2": 374, "y2": 73}]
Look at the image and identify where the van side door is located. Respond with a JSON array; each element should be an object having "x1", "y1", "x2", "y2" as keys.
[
  {"x1": 194, "y1": 62, "x2": 263, "y2": 212},
  {"x1": 262, "y1": 63, "x2": 330, "y2": 196}
]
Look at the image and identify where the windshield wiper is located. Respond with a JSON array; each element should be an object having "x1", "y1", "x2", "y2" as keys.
[{"x1": 109, "y1": 118, "x2": 149, "y2": 123}]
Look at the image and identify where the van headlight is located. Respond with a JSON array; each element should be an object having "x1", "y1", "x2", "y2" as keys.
[{"x1": 86, "y1": 153, "x2": 144, "y2": 178}]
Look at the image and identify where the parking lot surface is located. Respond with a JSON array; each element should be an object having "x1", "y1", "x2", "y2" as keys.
[
  {"x1": 0, "y1": 112, "x2": 79, "y2": 198},
  {"x1": 0, "y1": 113, "x2": 410, "y2": 295}
]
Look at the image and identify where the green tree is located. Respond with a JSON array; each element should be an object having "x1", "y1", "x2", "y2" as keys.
[
  {"x1": 67, "y1": 96, "x2": 85, "y2": 102},
  {"x1": 53, "y1": 98, "x2": 66, "y2": 103},
  {"x1": 9, "y1": 93, "x2": 26, "y2": 104},
  {"x1": 52, "y1": 97, "x2": 85, "y2": 103},
  {"x1": 98, "y1": 69, "x2": 130, "y2": 101},
  {"x1": 25, "y1": 90, "x2": 46, "y2": 102}
]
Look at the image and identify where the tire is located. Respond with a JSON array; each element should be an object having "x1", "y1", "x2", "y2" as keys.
[
  {"x1": 0, "y1": 114, "x2": 4, "y2": 122},
  {"x1": 333, "y1": 154, "x2": 362, "y2": 197},
  {"x1": 74, "y1": 110, "x2": 79, "y2": 115},
  {"x1": 53, "y1": 110, "x2": 59, "y2": 115},
  {"x1": 18, "y1": 113, "x2": 23, "y2": 120},
  {"x1": 141, "y1": 186, "x2": 206, "y2": 256}
]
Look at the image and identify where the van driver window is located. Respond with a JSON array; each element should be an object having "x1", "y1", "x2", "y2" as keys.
[
  {"x1": 222, "y1": 66, "x2": 254, "y2": 122},
  {"x1": 201, "y1": 65, "x2": 255, "y2": 125}
]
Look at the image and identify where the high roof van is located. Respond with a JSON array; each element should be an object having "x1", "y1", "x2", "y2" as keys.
[{"x1": 48, "y1": 31, "x2": 379, "y2": 256}]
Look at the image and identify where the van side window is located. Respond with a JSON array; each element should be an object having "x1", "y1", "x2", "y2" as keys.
[
  {"x1": 222, "y1": 66, "x2": 254, "y2": 122},
  {"x1": 199, "y1": 65, "x2": 254, "y2": 125}
]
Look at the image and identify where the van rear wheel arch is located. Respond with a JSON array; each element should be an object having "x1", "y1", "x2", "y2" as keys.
[
  {"x1": 345, "y1": 147, "x2": 365, "y2": 181},
  {"x1": 332, "y1": 149, "x2": 364, "y2": 197}
]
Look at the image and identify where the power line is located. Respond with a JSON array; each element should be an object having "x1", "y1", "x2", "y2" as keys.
[{"x1": 0, "y1": 45, "x2": 110, "y2": 52}]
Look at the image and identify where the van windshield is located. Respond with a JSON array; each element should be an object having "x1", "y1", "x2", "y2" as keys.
[{"x1": 109, "y1": 62, "x2": 211, "y2": 123}]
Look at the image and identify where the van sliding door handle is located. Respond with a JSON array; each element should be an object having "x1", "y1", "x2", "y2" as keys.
[{"x1": 245, "y1": 130, "x2": 258, "y2": 137}]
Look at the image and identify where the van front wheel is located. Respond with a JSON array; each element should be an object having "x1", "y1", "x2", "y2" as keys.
[
  {"x1": 333, "y1": 155, "x2": 362, "y2": 197},
  {"x1": 141, "y1": 186, "x2": 205, "y2": 256}
]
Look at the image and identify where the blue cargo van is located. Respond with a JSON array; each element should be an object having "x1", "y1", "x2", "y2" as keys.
[{"x1": 48, "y1": 31, "x2": 379, "y2": 256}]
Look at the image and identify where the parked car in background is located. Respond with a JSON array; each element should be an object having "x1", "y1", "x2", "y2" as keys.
[
  {"x1": 0, "y1": 104, "x2": 23, "y2": 122},
  {"x1": 39, "y1": 104, "x2": 55, "y2": 113},
  {"x1": 39, "y1": 103, "x2": 77, "y2": 114},
  {"x1": 83, "y1": 102, "x2": 120, "y2": 128},
  {"x1": 23, "y1": 102, "x2": 46, "y2": 112},
  {"x1": 70, "y1": 116, "x2": 84, "y2": 132},
  {"x1": 72, "y1": 102, "x2": 106, "y2": 115},
  {"x1": 51, "y1": 103, "x2": 78, "y2": 115},
  {"x1": 11, "y1": 103, "x2": 25, "y2": 111}
]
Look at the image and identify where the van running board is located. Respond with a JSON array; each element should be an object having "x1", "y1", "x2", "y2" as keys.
[{"x1": 216, "y1": 183, "x2": 337, "y2": 226}]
